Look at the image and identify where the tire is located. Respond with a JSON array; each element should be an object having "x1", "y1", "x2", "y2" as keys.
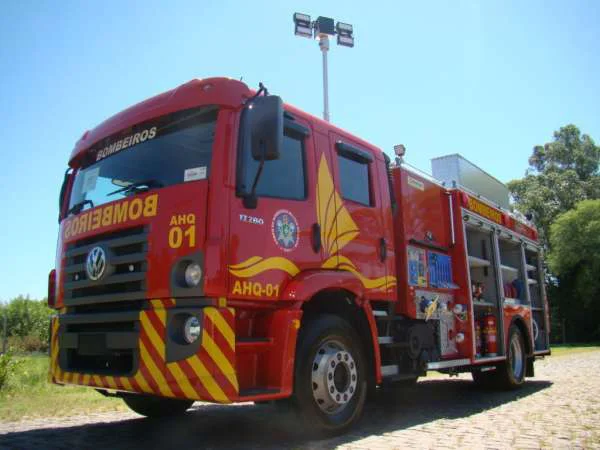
[
  {"x1": 293, "y1": 314, "x2": 368, "y2": 435},
  {"x1": 471, "y1": 325, "x2": 527, "y2": 390},
  {"x1": 122, "y1": 394, "x2": 193, "y2": 418},
  {"x1": 495, "y1": 324, "x2": 527, "y2": 389}
]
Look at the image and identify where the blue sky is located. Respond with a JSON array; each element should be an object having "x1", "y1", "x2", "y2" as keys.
[{"x1": 1, "y1": 0, "x2": 599, "y2": 301}]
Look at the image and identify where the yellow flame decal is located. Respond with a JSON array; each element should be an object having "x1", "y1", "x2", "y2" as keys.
[
  {"x1": 228, "y1": 256, "x2": 300, "y2": 278},
  {"x1": 323, "y1": 255, "x2": 397, "y2": 291},
  {"x1": 317, "y1": 155, "x2": 359, "y2": 256},
  {"x1": 228, "y1": 256, "x2": 264, "y2": 270}
]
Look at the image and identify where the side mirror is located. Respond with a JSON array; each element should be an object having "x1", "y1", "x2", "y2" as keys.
[
  {"x1": 250, "y1": 96, "x2": 283, "y2": 161},
  {"x1": 58, "y1": 169, "x2": 72, "y2": 222}
]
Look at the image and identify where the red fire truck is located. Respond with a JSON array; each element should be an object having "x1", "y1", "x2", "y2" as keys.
[{"x1": 49, "y1": 77, "x2": 550, "y2": 433}]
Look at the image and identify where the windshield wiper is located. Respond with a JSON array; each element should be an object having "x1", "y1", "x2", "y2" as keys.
[
  {"x1": 67, "y1": 199, "x2": 94, "y2": 216},
  {"x1": 108, "y1": 179, "x2": 164, "y2": 197}
]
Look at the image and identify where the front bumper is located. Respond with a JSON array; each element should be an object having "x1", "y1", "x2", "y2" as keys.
[{"x1": 49, "y1": 300, "x2": 238, "y2": 404}]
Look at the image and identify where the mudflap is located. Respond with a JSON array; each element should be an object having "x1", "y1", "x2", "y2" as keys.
[{"x1": 526, "y1": 357, "x2": 535, "y2": 377}]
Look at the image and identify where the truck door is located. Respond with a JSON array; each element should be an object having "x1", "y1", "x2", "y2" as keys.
[
  {"x1": 228, "y1": 114, "x2": 322, "y2": 300},
  {"x1": 325, "y1": 132, "x2": 392, "y2": 300}
]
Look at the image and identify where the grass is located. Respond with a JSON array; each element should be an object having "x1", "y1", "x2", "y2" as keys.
[
  {"x1": 549, "y1": 343, "x2": 600, "y2": 357},
  {"x1": 0, "y1": 354, "x2": 126, "y2": 422}
]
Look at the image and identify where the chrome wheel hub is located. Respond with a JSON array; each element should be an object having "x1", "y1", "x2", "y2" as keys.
[
  {"x1": 311, "y1": 340, "x2": 358, "y2": 414},
  {"x1": 510, "y1": 334, "x2": 524, "y2": 379}
]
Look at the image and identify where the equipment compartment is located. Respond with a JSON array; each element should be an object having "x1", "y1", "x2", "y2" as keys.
[
  {"x1": 525, "y1": 247, "x2": 549, "y2": 351},
  {"x1": 497, "y1": 235, "x2": 527, "y2": 305},
  {"x1": 464, "y1": 221, "x2": 504, "y2": 358},
  {"x1": 466, "y1": 225, "x2": 500, "y2": 309}
]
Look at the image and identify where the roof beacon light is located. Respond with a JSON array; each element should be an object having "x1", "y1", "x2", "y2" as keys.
[
  {"x1": 394, "y1": 144, "x2": 406, "y2": 157},
  {"x1": 394, "y1": 144, "x2": 406, "y2": 165}
]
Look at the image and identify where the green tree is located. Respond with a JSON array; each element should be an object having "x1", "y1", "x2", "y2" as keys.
[
  {"x1": 508, "y1": 125, "x2": 600, "y2": 342},
  {"x1": 508, "y1": 124, "x2": 600, "y2": 248},
  {"x1": 547, "y1": 200, "x2": 600, "y2": 341},
  {"x1": 0, "y1": 296, "x2": 52, "y2": 351}
]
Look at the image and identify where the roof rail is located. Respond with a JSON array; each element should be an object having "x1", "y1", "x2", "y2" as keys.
[{"x1": 397, "y1": 161, "x2": 447, "y2": 189}]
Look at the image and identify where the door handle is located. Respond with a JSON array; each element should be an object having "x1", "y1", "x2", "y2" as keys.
[
  {"x1": 311, "y1": 223, "x2": 321, "y2": 253},
  {"x1": 379, "y1": 237, "x2": 387, "y2": 262}
]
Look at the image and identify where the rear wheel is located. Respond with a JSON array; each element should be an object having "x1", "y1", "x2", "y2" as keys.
[
  {"x1": 495, "y1": 325, "x2": 527, "y2": 389},
  {"x1": 471, "y1": 325, "x2": 527, "y2": 390},
  {"x1": 293, "y1": 315, "x2": 367, "y2": 435},
  {"x1": 122, "y1": 394, "x2": 193, "y2": 418}
]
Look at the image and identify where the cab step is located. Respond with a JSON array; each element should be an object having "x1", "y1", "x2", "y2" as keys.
[
  {"x1": 383, "y1": 374, "x2": 420, "y2": 383},
  {"x1": 370, "y1": 300, "x2": 395, "y2": 318},
  {"x1": 381, "y1": 364, "x2": 399, "y2": 377},
  {"x1": 236, "y1": 337, "x2": 274, "y2": 353},
  {"x1": 237, "y1": 337, "x2": 271, "y2": 343},
  {"x1": 373, "y1": 315, "x2": 406, "y2": 322},
  {"x1": 380, "y1": 364, "x2": 421, "y2": 381},
  {"x1": 378, "y1": 336, "x2": 393, "y2": 344}
]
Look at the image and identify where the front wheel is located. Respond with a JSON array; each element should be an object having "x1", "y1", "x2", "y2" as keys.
[
  {"x1": 122, "y1": 394, "x2": 193, "y2": 418},
  {"x1": 293, "y1": 315, "x2": 367, "y2": 435}
]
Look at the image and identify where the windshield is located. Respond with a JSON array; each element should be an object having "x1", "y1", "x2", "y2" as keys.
[{"x1": 68, "y1": 106, "x2": 218, "y2": 213}]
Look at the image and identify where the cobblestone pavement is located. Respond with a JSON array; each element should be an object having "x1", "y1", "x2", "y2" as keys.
[{"x1": 1, "y1": 350, "x2": 599, "y2": 449}]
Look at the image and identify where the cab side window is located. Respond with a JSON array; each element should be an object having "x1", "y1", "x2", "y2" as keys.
[
  {"x1": 239, "y1": 129, "x2": 307, "y2": 200},
  {"x1": 337, "y1": 144, "x2": 372, "y2": 206}
]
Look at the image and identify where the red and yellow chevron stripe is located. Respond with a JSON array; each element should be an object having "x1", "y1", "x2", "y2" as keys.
[{"x1": 49, "y1": 300, "x2": 238, "y2": 403}]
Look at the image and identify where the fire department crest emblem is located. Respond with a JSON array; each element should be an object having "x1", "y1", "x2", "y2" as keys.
[{"x1": 271, "y1": 210, "x2": 299, "y2": 252}]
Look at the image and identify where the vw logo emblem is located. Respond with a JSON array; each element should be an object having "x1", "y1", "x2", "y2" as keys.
[{"x1": 86, "y1": 246, "x2": 106, "y2": 281}]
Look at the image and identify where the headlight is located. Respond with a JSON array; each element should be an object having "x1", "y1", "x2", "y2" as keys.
[
  {"x1": 184, "y1": 316, "x2": 201, "y2": 344},
  {"x1": 184, "y1": 263, "x2": 202, "y2": 287}
]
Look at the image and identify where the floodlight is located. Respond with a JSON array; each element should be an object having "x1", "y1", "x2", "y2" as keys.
[
  {"x1": 337, "y1": 35, "x2": 354, "y2": 47},
  {"x1": 315, "y1": 16, "x2": 335, "y2": 36},
  {"x1": 293, "y1": 12, "x2": 313, "y2": 38},
  {"x1": 294, "y1": 12, "x2": 311, "y2": 22},
  {"x1": 336, "y1": 21, "x2": 354, "y2": 47},
  {"x1": 336, "y1": 22, "x2": 353, "y2": 34}
]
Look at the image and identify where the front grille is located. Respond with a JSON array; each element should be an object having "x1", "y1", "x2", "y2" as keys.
[
  {"x1": 63, "y1": 226, "x2": 148, "y2": 306},
  {"x1": 66, "y1": 321, "x2": 136, "y2": 333},
  {"x1": 59, "y1": 310, "x2": 140, "y2": 376},
  {"x1": 72, "y1": 300, "x2": 147, "y2": 315}
]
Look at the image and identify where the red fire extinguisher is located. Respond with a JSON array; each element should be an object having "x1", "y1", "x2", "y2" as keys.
[
  {"x1": 482, "y1": 313, "x2": 498, "y2": 356},
  {"x1": 475, "y1": 321, "x2": 483, "y2": 357}
]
